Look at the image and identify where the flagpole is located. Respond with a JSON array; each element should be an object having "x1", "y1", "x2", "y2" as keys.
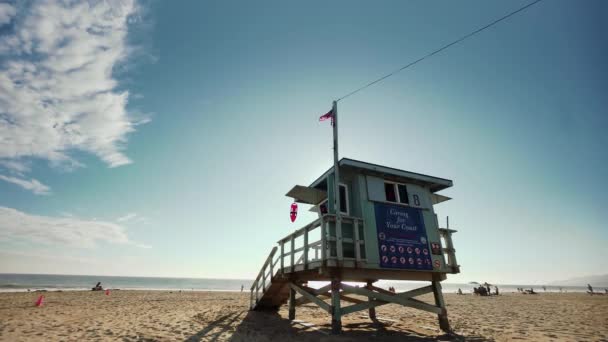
[{"x1": 332, "y1": 100, "x2": 342, "y2": 263}]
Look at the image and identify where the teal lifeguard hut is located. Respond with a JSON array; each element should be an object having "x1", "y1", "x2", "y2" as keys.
[{"x1": 250, "y1": 157, "x2": 460, "y2": 334}]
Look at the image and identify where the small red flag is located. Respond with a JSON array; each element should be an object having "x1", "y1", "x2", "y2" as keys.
[
  {"x1": 319, "y1": 108, "x2": 334, "y2": 125},
  {"x1": 35, "y1": 295, "x2": 44, "y2": 307}
]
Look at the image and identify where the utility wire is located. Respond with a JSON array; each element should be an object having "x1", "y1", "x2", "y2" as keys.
[{"x1": 337, "y1": 0, "x2": 543, "y2": 102}]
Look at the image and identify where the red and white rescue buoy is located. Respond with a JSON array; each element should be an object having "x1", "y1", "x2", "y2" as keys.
[{"x1": 290, "y1": 202, "x2": 298, "y2": 222}]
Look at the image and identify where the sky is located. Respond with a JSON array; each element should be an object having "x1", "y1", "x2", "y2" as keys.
[{"x1": 0, "y1": 0, "x2": 606, "y2": 285}]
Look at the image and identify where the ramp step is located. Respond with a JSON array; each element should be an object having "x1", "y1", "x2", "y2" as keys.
[{"x1": 252, "y1": 277, "x2": 290, "y2": 311}]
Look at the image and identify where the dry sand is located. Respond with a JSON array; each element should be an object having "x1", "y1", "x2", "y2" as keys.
[{"x1": 0, "y1": 290, "x2": 607, "y2": 341}]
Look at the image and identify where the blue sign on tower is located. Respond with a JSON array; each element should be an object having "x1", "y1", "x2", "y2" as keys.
[{"x1": 375, "y1": 203, "x2": 432, "y2": 270}]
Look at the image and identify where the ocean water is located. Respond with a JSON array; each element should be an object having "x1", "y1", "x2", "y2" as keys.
[
  {"x1": 0, "y1": 273, "x2": 592, "y2": 293},
  {"x1": 0, "y1": 274, "x2": 252, "y2": 292}
]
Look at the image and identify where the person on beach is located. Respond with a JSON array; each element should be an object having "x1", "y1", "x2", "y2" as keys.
[
  {"x1": 457, "y1": 288, "x2": 463, "y2": 295},
  {"x1": 495, "y1": 286, "x2": 499, "y2": 295},
  {"x1": 241, "y1": 285, "x2": 244, "y2": 292},
  {"x1": 92, "y1": 282, "x2": 103, "y2": 291}
]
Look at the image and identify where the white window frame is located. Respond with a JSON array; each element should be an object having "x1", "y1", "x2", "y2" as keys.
[
  {"x1": 338, "y1": 182, "x2": 349, "y2": 216},
  {"x1": 315, "y1": 183, "x2": 349, "y2": 216},
  {"x1": 316, "y1": 198, "x2": 328, "y2": 218},
  {"x1": 383, "y1": 181, "x2": 409, "y2": 205}
]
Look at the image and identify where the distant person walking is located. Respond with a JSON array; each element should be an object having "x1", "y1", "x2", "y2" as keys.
[
  {"x1": 587, "y1": 284, "x2": 594, "y2": 295},
  {"x1": 241, "y1": 285, "x2": 244, "y2": 292}
]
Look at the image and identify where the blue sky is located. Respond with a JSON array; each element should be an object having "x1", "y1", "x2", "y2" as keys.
[{"x1": 0, "y1": 0, "x2": 606, "y2": 284}]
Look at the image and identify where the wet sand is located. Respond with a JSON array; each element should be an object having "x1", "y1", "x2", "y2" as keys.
[{"x1": 0, "y1": 290, "x2": 606, "y2": 341}]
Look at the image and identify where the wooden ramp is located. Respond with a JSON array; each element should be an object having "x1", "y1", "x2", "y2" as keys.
[
  {"x1": 250, "y1": 247, "x2": 284, "y2": 311},
  {"x1": 252, "y1": 277, "x2": 289, "y2": 310}
]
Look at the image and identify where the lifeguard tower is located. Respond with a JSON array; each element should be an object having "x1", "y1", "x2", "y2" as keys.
[{"x1": 250, "y1": 157, "x2": 460, "y2": 334}]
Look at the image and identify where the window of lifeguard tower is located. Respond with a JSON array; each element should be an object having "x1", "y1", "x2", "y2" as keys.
[
  {"x1": 384, "y1": 181, "x2": 409, "y2": 205},
  {"x1": 316, "y1": 183, "x2": 348, "y2": 216}
]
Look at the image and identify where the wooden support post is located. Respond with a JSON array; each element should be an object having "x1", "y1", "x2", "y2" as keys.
[
  {"x1": 431, "y1": 280, "x2": 450, "y2": 332},
  {"x1": 290, "y1": 235, "x2": 295, "y2": 272},
  {"x1": 288, "y1": 286, "x2": 296, "y2": 320},
  {"x1": 331, "y1": 279, "x2": 342, "y2": 334},
  {"x1": 366, "y1": 280, "x2": 376, "y2": 321},
  {"x1": 303, "y1": 228, "x2": 309, "y2": 269}
]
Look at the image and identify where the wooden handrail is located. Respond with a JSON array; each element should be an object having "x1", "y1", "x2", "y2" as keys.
[
  {"x1": 251, "y1": 214, "x2": 366, "y2": 309},
  {"x1": 251, "y1": 246, "x2": 278, "y2": 291}
]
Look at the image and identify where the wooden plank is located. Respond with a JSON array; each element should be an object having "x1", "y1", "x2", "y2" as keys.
[
  {"x1": 331, "y1": 278, "x2": 342, "y2": 334},
  {"x1": 339, "y1": 294, "x2": 366, "y2": 304},
  {"x1": 371, "y1": 285, "x2": 433, "y2": 298},
  {"x1": 432, "y1": 280, "x2": 450, "y2": 332},
  {"x1": 366, "y1": 280, "x2": 376, "y2": 320},
  {"x1": 289, "y1": 283, "x2": 331, "y2": 313},
  {"x1": 280, "y1": 242, "x2": 284, "y2": 274},
  {"x1": 341, "y1": 284, "x2": 442, "y2": 315},
  {"x1": 288, "y1": 287, "x2": 296, "y2": 320},
  {"x1": 290, "y1": 235, "x2": 295, "y2": 270},
  {"x1": 296, "y1": 294, "x2": 330, "y2": 306}
]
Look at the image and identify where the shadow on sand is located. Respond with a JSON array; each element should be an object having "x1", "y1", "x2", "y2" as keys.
[{"x1": 185, "y1": 309, "x2": 491, "y2": 342}]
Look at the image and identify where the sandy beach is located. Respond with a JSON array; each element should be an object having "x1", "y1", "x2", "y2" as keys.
[{"x1": 0, "y1": 290, "x2": 607, "y2": 341}]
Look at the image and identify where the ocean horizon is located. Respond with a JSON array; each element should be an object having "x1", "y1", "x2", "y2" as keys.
[{"x1": 0, "y1": 273, "x2": 592, "y2": 294}]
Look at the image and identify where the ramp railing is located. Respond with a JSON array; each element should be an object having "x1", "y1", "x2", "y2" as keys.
[
  {"x1": 438, "y1": 228, "x2": 459, "y2": 273},
  {"x1": 250, "y1": 246, "x2": 277, "y2": 309},
  {"x1": 277, "y1": 214, "x2": 365, "y2": 272},
  {"x1": 250, "y1": 214, "x2": 366, "y2": 309}
]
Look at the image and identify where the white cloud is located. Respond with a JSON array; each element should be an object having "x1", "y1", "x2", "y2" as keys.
[
  {"x1": 0, "y1": 206, "x2": 149, "y2": 248},
  {"x1": 0, "y1": 174, "x2": 50, "y2": 195},
  {"x1": 117, "y1": 212, "x2": 137, "y2": 222},
  {"x1": 0, "y1": 159, "x2": 30, "y2": 174},
  {"x1": 0, "y1": 0, "x2": 146, "y2": 179},
  {"x1": 0, "y1": 3, "x2": 16, "y2": 26}
]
